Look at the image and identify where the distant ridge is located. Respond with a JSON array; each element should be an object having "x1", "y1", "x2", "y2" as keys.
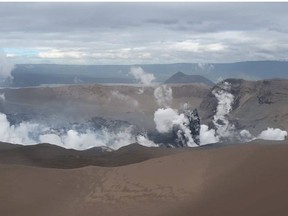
[{"x1": 164, "y1": 72, "x2": 214, "y2": 86}]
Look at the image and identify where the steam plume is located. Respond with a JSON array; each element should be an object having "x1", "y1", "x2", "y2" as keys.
[
  {"x1": 0, "y1": 93, "x2": 5, "y2": 102},
  {"x1": 212, "y1": 81, "x2": 235, "y2": 138},
  {"x1": 257, "y1": 128, "x2": 287, "y2": 141},
  {"x1": 0, "y1": 112, "x2": 156, "y2": 150},
  {"x1": 129, "y1": 67, "x2": 155, "y2": 85},
  {"x1": 0, "y1": 50, "x2": 14, "y2": 83},
  {"x1": 154, "y1": 85, "x2": 173, "y2": 108},
  {"x1": 111, "y1": 90, "x2": 139, "y2": 108}
]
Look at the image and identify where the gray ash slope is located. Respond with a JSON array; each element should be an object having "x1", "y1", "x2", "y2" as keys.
[{"x1": 200, "y1": 78, "x2": 288, "y2": 135}]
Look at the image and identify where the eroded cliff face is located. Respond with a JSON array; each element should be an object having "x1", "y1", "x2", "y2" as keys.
[{"x1": 199, "y1": 79, "x2": 288, "y2": 135}]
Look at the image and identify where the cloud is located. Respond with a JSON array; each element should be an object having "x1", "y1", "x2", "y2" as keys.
[
  {"x1": 2, "y1": 3, "x2": 288, "y2": 64},
  {"x1": 167, "y1": 41, "x2": 225, "y2": 52},
  {"x1": 38, "y1": 49, "x2": 85, "y2": 59},
  {"x1": 129, "y1": 67, "x2": 155, "y2": 85}
]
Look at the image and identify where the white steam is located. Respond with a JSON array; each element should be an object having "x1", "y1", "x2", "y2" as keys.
[
  {"x1": 0, "y1": 51, "x2": 14, "y2": 82},
  {"x1": 0, "y1": 113, "x2": 39, "y2": 144},
  {"x1": 129, "y1": 67, "x2": 155, "y2": 86},
  {"x1": 111, "y1": 90, "x2": 139, "y2": 108},
  {"x1": 0, "y1": 93, "x2": 5, "y2": 102},
  {"x1": 154, "y1": 85, "x2": 173, "y2": 108},
  {"x1": 154, "y1": 108, "x2": 179, "y2": 133},
  {"x1": 153, "y1": 107, "x2": 197, "y2": 147},
  {"x1": 195, "y1": 63, "x2": 214, "y2": 74},
  {"x1": 212, "y1": 82, "x2": 235, "y2": 138},
  {"x1": 137, "y1": 135, "x2": 158, "y2": 147},
  {"x1": 153, "y1": 80, "x2": 287, "y2": 147},
  {"x1": 209, "y1": 81, "x2": 287, "y2": 143},
  {"x1": 239, "y1": 129, "x2": 254, "y2": 142},
  {"x1": 0, "y1": 112, "x2": 156, "y2": 150},
  {"x1": 199, "y1": 124, "x2": 219, "y2": 145},
  {"x1": 257, "y1": 128, "x2": 287, "y2": 141}
]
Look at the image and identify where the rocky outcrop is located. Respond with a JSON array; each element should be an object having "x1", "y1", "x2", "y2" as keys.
[{"x1": 173, "y1": 108, "x2": 201, "y2": 147}]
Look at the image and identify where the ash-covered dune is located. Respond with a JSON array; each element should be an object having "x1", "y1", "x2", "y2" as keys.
[
  {"x1": 0, "y1": 142, "x2": 189, "y2": 169},
  {"x1": 1, "y1": 141, "x2": 288, "y2": 216}
]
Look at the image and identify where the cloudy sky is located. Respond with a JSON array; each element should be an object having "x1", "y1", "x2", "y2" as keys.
[{"x1": 1, "y1": 2, "x2": 288, "y2": 65}]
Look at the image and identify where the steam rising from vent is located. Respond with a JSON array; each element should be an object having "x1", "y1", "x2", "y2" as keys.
[
  {"x1": 257, "y1": 128, "x2": 287, "y2": 141},
  {"x1": 154, "y1": 85, "x2": 173, "y2": 108},
  {"x1": 129, "y1": 67, "x2": 155, "y2": 85},
  {"x1": 200, "y1": 125, "x2": 219, "y2": 144},
  {"x1": 0, "y1": 77, "x2": 286, "y2": 150},
  {"x1": 153, "y1": 85, "x2": 200, "y2": 147},
  {"x1": 153, "y1": 107, "x2": 198, "y2": 147},
  {"x1": 154, "y1": 108, "x2": 179, "y2": 133},
  {"x1": 0, "y1": 50, "x2": 14, "y2": 84},
  {"x1": 0, "y1": 112, "x2": 157, "y2": 150},
  {"x1": 212, "y1": 82, "x2": 235, "y2": 138},
  {"x1": 153, "y1": 80, "x2": 287, "y2": 147},
  {"x1": 111, "y1": 90, "x2": 139, "y2": 108},
  {"x1": 0, "y1": 93, "x2": 5, "y2": 102},
  {"x1": 210, "y1": 81, "x2": 287, "y2": 142}
]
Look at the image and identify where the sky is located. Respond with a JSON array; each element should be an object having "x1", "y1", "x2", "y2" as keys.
[{"x1": 1, "y1": 2, "x2": 288, "y2": 65}]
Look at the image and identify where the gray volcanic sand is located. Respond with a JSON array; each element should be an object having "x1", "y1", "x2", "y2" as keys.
[{"x1": 1, "y1": 140, "x2": 288, "y2": 216}]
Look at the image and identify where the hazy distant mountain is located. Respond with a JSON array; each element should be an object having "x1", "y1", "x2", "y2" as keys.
[
  {"x1": 165, "y1": 72, "x2": 214, "y2": 86},
  {"x1": 10, "y1": 61, "x2": 288, "y2": 87}
]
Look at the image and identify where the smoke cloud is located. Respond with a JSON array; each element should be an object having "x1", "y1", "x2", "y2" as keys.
[
  {"x1": 0, "y1": 50, "x2": 14, "y2": 83},
  {"x1": 129, "y1": 67, "x2": 155, "y2": 85},
  {"x1": 154, "y1": 85, "x2": 173, "y2": 108}
]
